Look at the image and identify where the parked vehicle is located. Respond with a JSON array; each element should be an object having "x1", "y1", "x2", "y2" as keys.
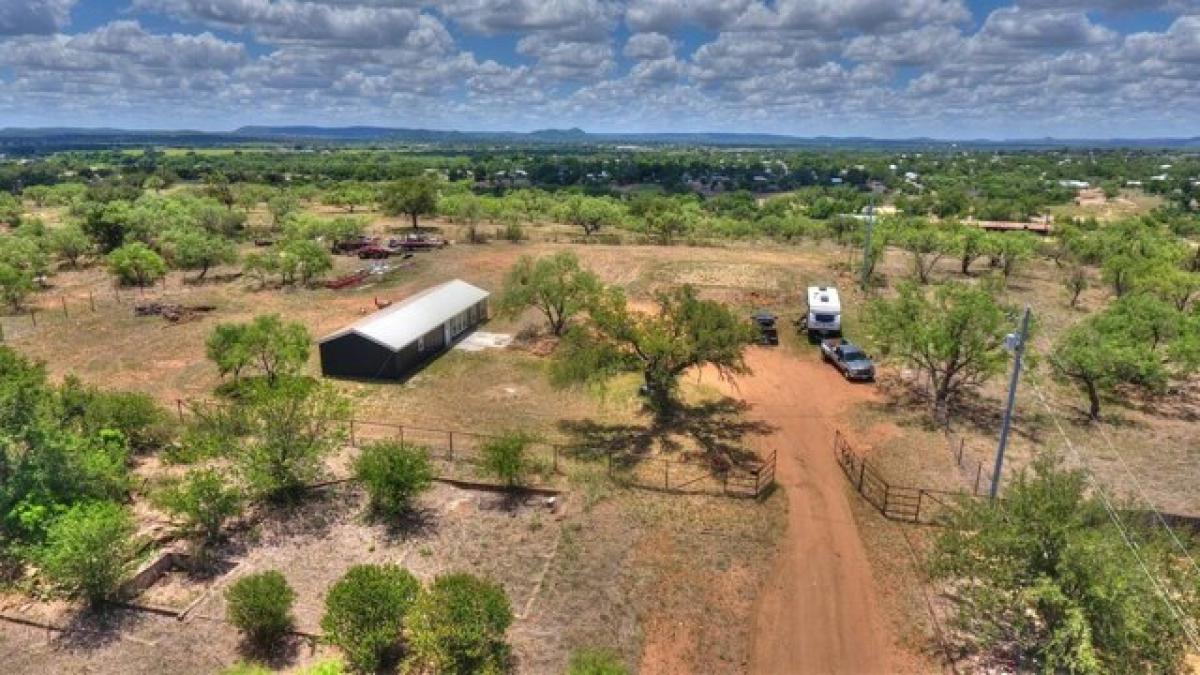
[
  {"x1": 357, "y1": 244, "x2": 394, "y2": 259},
  {"x1": 333, "y1": 235, "x2": 374, "y2": 254},
  {"x1": 802, "y1": 285, "x2": 841, "y2": 338},
  {"x1": 393, "y1": 233, "x2": 448, "y2": 251},
  {"x1": 820, "y1": 339, "x2": 875, "y2": 381},
  {"x1": 752, "y1": 310, "x2": 779, "y2": 345}
]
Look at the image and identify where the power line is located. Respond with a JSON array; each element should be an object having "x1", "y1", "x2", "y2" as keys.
[
  {"x1": 1028, "y1": 382, "x2": 1200, "y2": 652},
  {"x1": 1089, "y1": 418, "x2": 1200, "y2": 583}
]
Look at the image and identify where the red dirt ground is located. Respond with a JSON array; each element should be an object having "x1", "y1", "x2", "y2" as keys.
[{"x1": 720, "y1": 346, "x2": 900, "y2": 674}]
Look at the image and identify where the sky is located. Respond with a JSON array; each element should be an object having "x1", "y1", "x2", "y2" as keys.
[{"x1": 1, "y1": 0, "x2": 1199, "y2": 138}]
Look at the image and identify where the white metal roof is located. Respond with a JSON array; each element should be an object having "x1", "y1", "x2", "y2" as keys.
[
  {"x1": 320, "y1": 279, "x2": 489, "y2": 352},
  {"x1": 807, "y1": 286, "x2": 841, "y2": 313}
]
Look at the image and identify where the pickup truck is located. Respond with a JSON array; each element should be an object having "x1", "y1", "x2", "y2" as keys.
[
  {"x1": 820, "y1": 339, "x2": 875, "y2": 381},
  {"x1": 392, "y1": 233, "x2": 447, "y2": 251}
]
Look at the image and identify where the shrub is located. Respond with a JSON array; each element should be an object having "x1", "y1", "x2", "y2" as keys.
[
  {"x1": 226, "y1": 570, "x2": 296, "y2": 649},
  {"x1": 321, "y1": 564, "x2": 420, "y2": 672},
  {"x1": 153, "y1": 468, "x2": 241, "y2": 544},
  {"x1": 567, "y1": 647, "x2": 628, "y2": 675},
  {"x1": 106, "y1": 242, "x2": 167, "y2": 287},
  {"x1": 481, "y1": 432, "x2": 536, "y2": 488},
  {"x1": 353, "y1": 441, "x2": 433, "y2": 518},
  {"x1": 40, "y1": 501, "x2": 139, "y2": 603},
  {"x1": 404, "y1": 573, "x2": 513, "y2": 674},
  {"x1": 59, "y1": 376, "x2": 174, "y2": 454}
]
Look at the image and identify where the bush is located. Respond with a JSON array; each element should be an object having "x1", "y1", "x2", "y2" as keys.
[
  {"x1": 40, "y1": 501, "x2": 139, "y2": 603},
  {"x1": 481, "y1": 432, "x2": 536, "y2": 488},
  {"x1": 567, "y1": 647, "x2": 628, "y2": 675},
  {"x1": 153, "y1": 468, "x2": 241, "y2": 544},
  {"x1": 353, "y1": 442, "x2": 433, "y2": 518},
  {"x1": 59, "y1": 376, "x2": 174, "y2": 454},
  {"x1": 226, "y1": 570, "x2": 296, "y2": 649},
  {"x1": 106, "y1": 242, "x2": 167, "y2": 287},
  {"x1": 321, "y1": 564, "x2": 420, "y2": 672},
  {"x1": 404, "y1": 573, "x2": 513, "y2": 674}
]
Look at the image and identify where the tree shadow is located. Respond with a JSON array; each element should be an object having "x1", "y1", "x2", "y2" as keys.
[
  {"x1": 235, "y1": 633, "x2": 306, "y2": 670},
  {"x1": 53, "y1": 605, "x2": 144, "y2": 652},
  {"x1": 557, "y1": 396, "x2": 775, "y2": 472},
  {"x1": 864, "y1": 376, "x2": 1047, "y2": 444},
  {"x1": 375, "y1": 504, "x2": 440, "y2": 544}
]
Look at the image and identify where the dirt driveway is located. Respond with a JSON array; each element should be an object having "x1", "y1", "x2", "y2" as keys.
[{"x1": 720, "y1": 346, "x2": 897, "y2": 674}]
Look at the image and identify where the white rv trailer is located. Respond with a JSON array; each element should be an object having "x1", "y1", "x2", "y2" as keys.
[{"x1": 805, "y1": 285, "x2": 842, "y2": 336}]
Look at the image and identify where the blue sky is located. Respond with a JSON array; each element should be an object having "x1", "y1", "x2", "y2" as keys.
[{"x1": 2, "y1": 0, "x2": 1200, "y2": 138}]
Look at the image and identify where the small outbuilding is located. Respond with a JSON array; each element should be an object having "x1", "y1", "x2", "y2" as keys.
[{"x1": 318, "y1": 279, "x2": 489, "y2": 380}]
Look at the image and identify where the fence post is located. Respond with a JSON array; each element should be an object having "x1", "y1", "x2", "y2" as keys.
[
  {"x1": 398, "y1": 425, "x2": 404, "y2": 444},
  {"x1": 448, "y1": 432, "x2": 454, "y2": 460},
  {"x1": 349, "y1": 418, "x2": 356, "y2": 446},
  {"x1": 664, "y1": 461, "x2": 669, "y2": 490},
  {"x1": 553, "y1": 445, "x2": 559, "y2": 473},
  {"x1": 61, "y1": 296, "x2": 68, "y2": 318},
  {"x1": 176, "y1": 399, "x2": 184, "y2": 424},
  {"x1": 29, "y1": 309, "x2": 36, "y2": 327},
  {"x1": 89, "y1": 292, "x2": 95, "y2": 312},
  {"x1": 974, "y1": 464, "x2": 982, "y2": 495}
]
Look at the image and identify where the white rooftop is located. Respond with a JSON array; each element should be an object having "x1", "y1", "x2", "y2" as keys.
[
  {"x1": 807, "y1": 286, "x2": 841, "y2": 312},
  {"x1": 320, "y1": 279, "x2": 489, "y2": 351}
]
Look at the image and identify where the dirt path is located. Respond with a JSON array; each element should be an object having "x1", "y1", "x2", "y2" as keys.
[{"x1": 721, "y1": 346, "x2": 897, "y2": 674}]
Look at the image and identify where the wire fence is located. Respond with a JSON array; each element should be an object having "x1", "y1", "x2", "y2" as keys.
[{"x1": 176, "y1": 398, "x2": 776, "y2": 499}]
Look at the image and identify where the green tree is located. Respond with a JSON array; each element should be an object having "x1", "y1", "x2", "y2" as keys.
[
  {"x1": 993, "y1": 231, "x2": 1039, "y2": 282},
  {"x1": 552, "y1": 284, "x2": 756, "y2": 412},
  {"x1": 480, "y1": 432, "x2": 535, "y2": 488},
  {"x1": 47, "y1": 224, "x2": 92, "y2": 268},
  {"x1": 0, "y1": 193, "x2": 22, "y2": 227},
  {"x1": 559, "y1": 195, "x2": 623, "y2": 238},
  {"x1": 321, "y1": 564, "x2": 420, "y2": 672},
  {"x1": 382, "y1": 177, "x2": 439, "y2": 230},
  {"x1": 404, "y1": 573, "x2": 514, "y2": 675},
  {"x1": 107, "y1": 241, "x2": 167, "y2": 287},
  {"x1": 163, "y1": 227, "x2": 238, "y2": 280},
  {"x1": 866, "y1": 281, "x2": 1012, "y2": 422},
  {"x1": 278, "y1": 238, "x2": 332, "y2": 286},
  {"x1": 897, "y1": 222, "x2": 951, "y2": 284},
  {"x1": 1049, "y1": 301, "x2": 1183, "y2": 420},
  {"x1": 0, "y1": 262, "x2": 34, "y2": 310},
  {"x1": 226, "y1": 570, "x2": 296, "y2": 650},
  {"x1": 41, "y1": 501, "x2": 139, "y2": 604},
  {"x1": 205, "y1": 314, "x2": 311, "y2": 385},
  {"x1": 1064, "y1": 261, "x2": 1089, "y2": 308},
  {"x1": 930, "y1": 454, "x2": 1197, "y2": 673},
  {"x1": 267, "y1": 192, "x2": 300, "y2": 228},
  {"x1": 954, "y1": 225, "x2": 989, "y2": 275},
  {"x1": 353, "y1": 441, "x2": 433, "y2": 518},
  {"x1": 153, "y1": 468, "x2": 241, "y2": 545},
  {"x1": 236, "y1": 379, "x2": 348, "y2": 500},
  {"x1": 498, "y1": 252, "x2": 601, "y2": 336}
]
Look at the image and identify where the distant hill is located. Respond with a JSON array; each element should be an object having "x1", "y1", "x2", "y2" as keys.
[{"x1": 1, "y1": 125, "x2": 1199, "y2": 153}]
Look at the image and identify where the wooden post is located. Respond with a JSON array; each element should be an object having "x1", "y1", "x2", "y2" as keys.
[
  {"x1": 664, "y1": 461, "x2": 669, "y2": 490},
  {"x1": 29, "y1": 309, "x2": 36, "y2": 327},
  {"x1": 176, "y1": 399, "x2": 184, "y2": 423},
  {"x1": 448, "y1": 432, "x2": 454, "y2": 460},
  {"x1": 61, "y1": 296, "x2": 68, "y2": 318},
  {"x1": 89, "y1": 292, "x2": 95, "y2": 311},
  {"x1": 349, "y1": 418, "x2": 356, "y2": 446}
]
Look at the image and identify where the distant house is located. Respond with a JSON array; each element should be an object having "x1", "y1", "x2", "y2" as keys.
[
  {"x1": 318, "y1": 280, "x2": 489, "y2": 380},
  {"x1": 1058, "y1": 180, "x2": 1091, "y2": 189}
]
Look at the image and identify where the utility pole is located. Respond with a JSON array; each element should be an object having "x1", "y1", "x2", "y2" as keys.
[
  {"x1": 990, "y1": 305, "x2": 1032, "y2": 499},
  {"x1": 861, "y1": 195, "x2": 875, "y2": 292}
]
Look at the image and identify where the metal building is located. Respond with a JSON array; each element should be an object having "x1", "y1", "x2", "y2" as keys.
[{"x1": 318, "y1": 279, "x2": 489, "y2": 380}]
